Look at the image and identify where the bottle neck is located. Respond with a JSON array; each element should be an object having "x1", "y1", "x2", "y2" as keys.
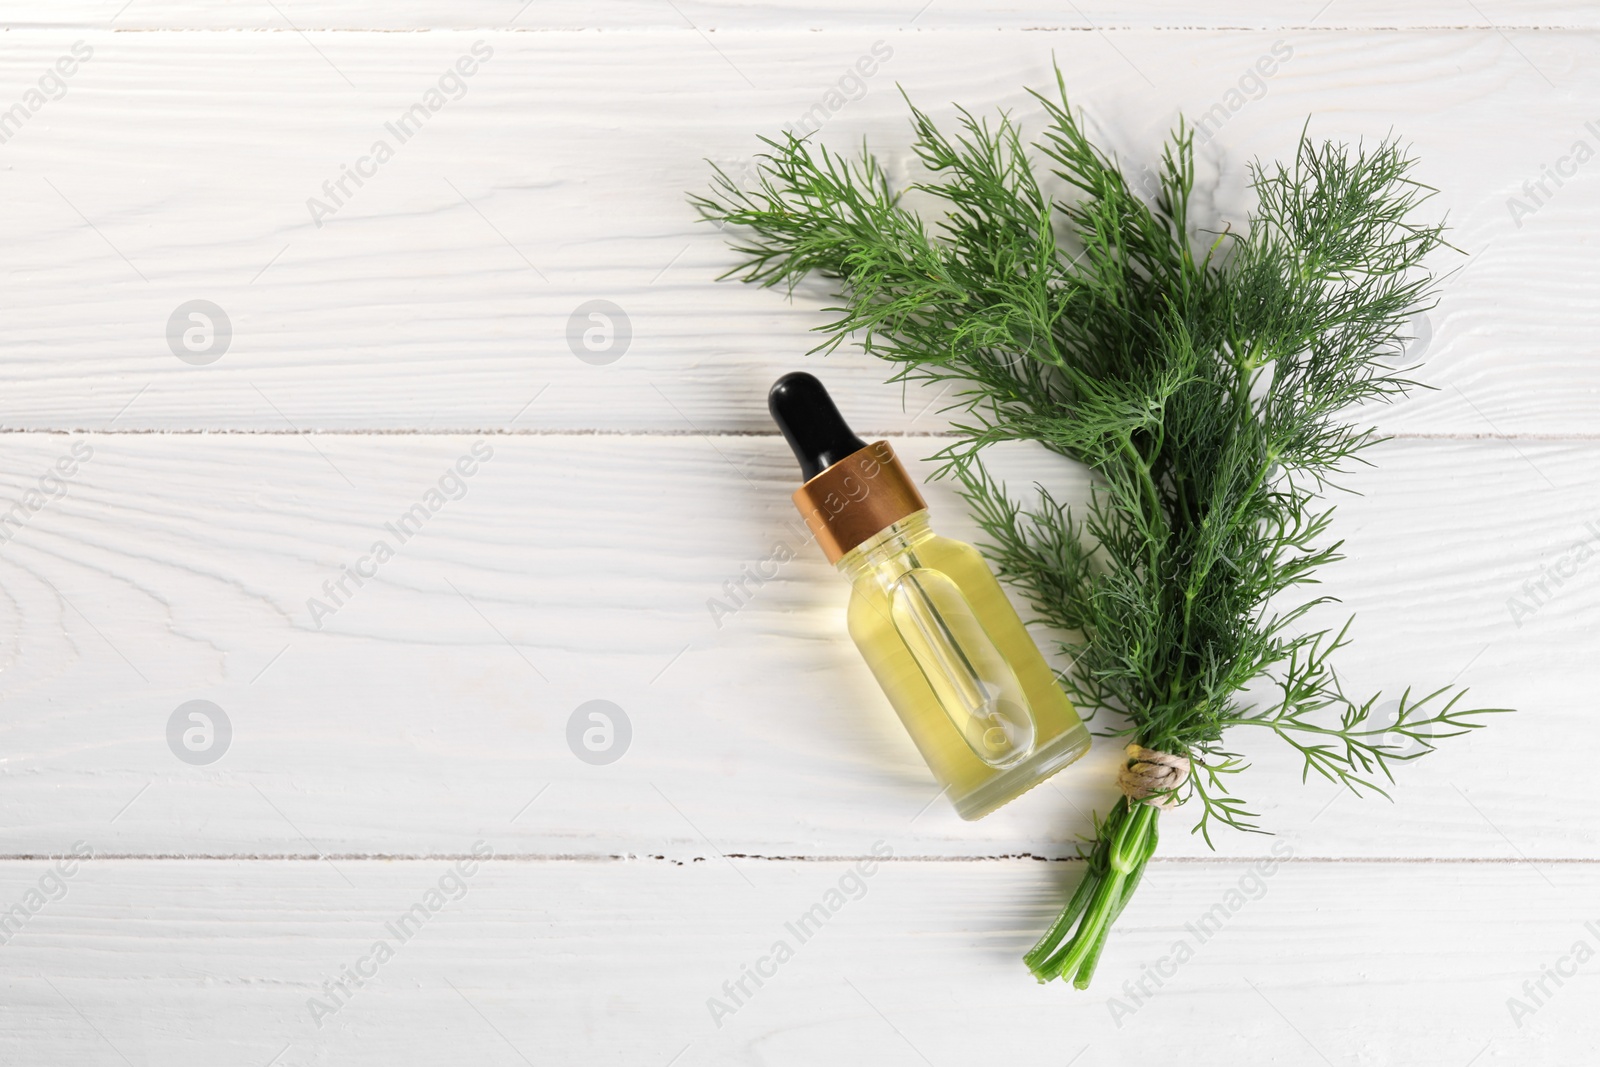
[
  {"x1": 791, "y1": 441, "x2": 928, "y2": 563},
  {"x1": 837, "y1": 510, "x2": 934, "y2": 581}
]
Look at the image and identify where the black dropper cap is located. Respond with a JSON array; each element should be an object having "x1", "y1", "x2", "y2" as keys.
[{"x1": 768, "y1": 372, "x2": 869, "y2": 482}]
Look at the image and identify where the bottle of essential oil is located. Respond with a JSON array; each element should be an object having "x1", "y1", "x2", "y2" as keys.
[{"x1": 770, "y1": 372, "x2": 1090, "y2": 819}]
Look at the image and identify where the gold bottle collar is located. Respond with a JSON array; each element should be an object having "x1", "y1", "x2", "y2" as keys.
[{"x1": 791, "y1": 441, "x2": 928, "y2": 564}]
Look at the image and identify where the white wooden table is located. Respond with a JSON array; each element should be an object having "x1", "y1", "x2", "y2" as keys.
[{"x1": 0, "y1": 3, "x2": 1593, "y2": 1063}]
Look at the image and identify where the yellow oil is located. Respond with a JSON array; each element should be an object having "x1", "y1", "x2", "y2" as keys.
[{"x1": 841, "y1": 512, "x2": 1090, "y2": 819}]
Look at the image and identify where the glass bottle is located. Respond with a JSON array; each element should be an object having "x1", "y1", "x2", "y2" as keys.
[{"x1": 770, "y1": 372, "x2": 1090, "y2": 819}]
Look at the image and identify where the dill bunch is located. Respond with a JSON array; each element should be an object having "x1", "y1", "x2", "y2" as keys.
[{"x1": 692, "y1": 69, "x2": 1507, "y2": 988}]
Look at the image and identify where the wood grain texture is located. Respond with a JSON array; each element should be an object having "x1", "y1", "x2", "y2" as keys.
[
  {"x1": 0, "y1": 29, "x2": 1592, "y2": 432},
  {"x1": 7, "y1": 1, "x2": 1598, "y2": 30},
  {"x1": 0, "y1": 433, "x2": 1585, "y2": 860},
  {"x1": 0, "y1": 857, "x2": 1592, "y2": 1065}
]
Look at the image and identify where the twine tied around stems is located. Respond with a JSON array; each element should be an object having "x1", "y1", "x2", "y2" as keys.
[{"x1": 1116, "y1": 744, "x2": 1190, "y2": 809}]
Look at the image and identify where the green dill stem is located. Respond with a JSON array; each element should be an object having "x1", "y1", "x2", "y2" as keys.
[
  {"x1": 1123, "y1": 435, "x2": 1166, "y2": 540},
  {"x1": 1040, "y1": 866, "x2": 1124, "y2": 980},
  {"x1": 1030, "y1": 802, "x2": 1158, "y2": 984},
  {"x1": 1069, "y1": 901, "x2": 1119, "y2": 989},
  {"x1": 1073, "y1": 809, "x2": 1160, "y2": 988},
  {"x1": 1023, "y1": 846, "x2": 1104, "y2": 971}
]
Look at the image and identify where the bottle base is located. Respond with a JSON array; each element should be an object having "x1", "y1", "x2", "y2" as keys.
[{"x1": 949, "y1": 724, "x2": 1092, "y2": 820}]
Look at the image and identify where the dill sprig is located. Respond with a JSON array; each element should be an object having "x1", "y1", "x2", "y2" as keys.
[{"x1": 692, "y1": 68, "x2": 1508, "y2": 988}]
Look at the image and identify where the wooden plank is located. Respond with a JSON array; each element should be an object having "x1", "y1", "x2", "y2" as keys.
[
  {"x1": 0, "y1": 856, "x2": 1590, "y2": 1064},
  {"x1": 8, "y1": 1, "x2": 1597, "y2": 30},
  {"x1": 0, "y1": 432, "x2": 1581, "y2": 859},
  {"x1": 0, "y1": 29, "x2": 1590, "y2": 432}
]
